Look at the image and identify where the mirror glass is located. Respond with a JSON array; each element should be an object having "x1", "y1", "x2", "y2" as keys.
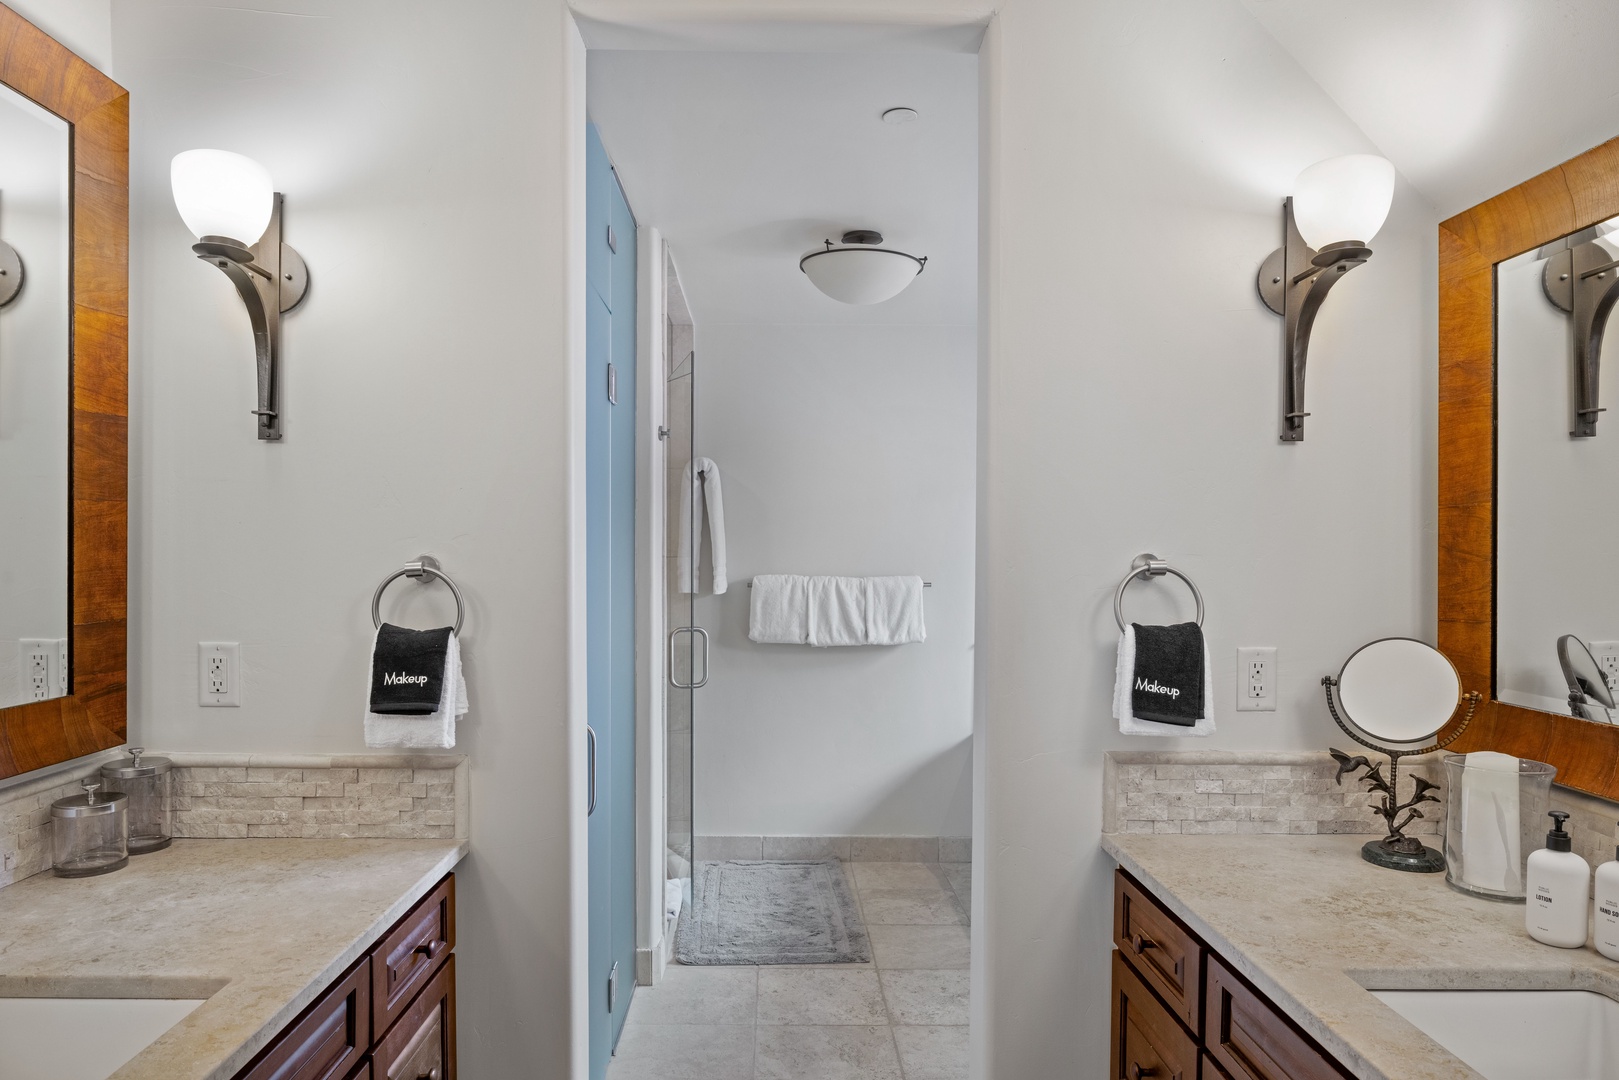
[
  {"x1": 1337, "y1": 638, "x2": 1462, "y2": 746},
  {"x1": 1497, "y1": 213, "x2": 1619, "y2": 718},
  {"x1": 0, "y1": 82, "x2": 70, "y2": 710}
]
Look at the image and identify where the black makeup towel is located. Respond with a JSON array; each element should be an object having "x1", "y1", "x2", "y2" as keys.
[
  {"x1": 1130, "y1": 621, "x2": 1205, "y2": 726},
  {"x1": 369, "y1": 623, "x2": 452, "y2": 714}
]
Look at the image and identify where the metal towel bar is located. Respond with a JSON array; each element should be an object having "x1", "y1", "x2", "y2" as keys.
[
  {"x1": 746, "y1": 579, "x2": 932, "y2": 587},
  {"x1": 1114, "y1": 553, "x2": 1203, "y2": 632},
  {"x1": 372, "y1": 554, "x2": 465, "y2": 635}
]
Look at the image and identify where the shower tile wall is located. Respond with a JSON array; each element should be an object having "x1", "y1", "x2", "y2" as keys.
[{"x1": 665, "y1": 253, "x2": 694, "y2": 865}]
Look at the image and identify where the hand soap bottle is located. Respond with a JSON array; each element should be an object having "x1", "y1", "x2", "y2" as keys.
[
  {"x1": 1595, "y1": 821, "x2": 1619, "y2": 960},
  {"x1": 1526, "y1": 810, "x2": 1590, "y2": 949}
]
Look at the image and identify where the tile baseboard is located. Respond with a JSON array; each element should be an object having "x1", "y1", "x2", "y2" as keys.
[{"x1": 694, "y1": 835, "x2": 971, "y2": 863}]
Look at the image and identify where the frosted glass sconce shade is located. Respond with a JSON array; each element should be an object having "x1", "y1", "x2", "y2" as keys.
[
  {"x1": 800, "y1": 231, "x2": 927, "y2": 305},
  {"x1": 170, "y1": 149, "x2": 273, "y2": 245},
  {"x1": 1291, "y1": 154, "x2": 1395, "y2": 249},
  {"x1": 172, "y1": 149, "x2": 308, "y2": 441}
]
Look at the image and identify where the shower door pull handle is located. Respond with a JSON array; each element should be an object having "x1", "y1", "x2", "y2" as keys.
[
  {"x1": 586, "y1": 724, "x2": 598, "y2": 816},
  {"x1": 668, "y1": 626, "x2": 710, "y2": 689}
]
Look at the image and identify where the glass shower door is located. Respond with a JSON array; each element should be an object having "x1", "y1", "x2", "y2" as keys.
[{"x1": 666, "y1": 304, "x2": 697, "y2": 911}]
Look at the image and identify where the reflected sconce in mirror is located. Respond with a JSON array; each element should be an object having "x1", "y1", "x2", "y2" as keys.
[
  {"x1": 0, "y1": 220, "x2": 22, "y2": 308},
  {"x1": 1542, "y1": 231, "x2": 1619, "y2": 438},
  {"x1": 171, "y1": 150, "x2": 309, "y2": 441},
  {"x1": 1258, "y1": 155, "x2": 1395, "y2": 442}
]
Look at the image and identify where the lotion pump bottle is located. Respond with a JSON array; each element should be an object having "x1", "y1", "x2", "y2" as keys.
[
  {"x1": 1594, "y1": 822, "x2": 1619, "y2": 960},
  {"x1": 1527, "y1": 810, "x2": 1590, "y2": 949}
]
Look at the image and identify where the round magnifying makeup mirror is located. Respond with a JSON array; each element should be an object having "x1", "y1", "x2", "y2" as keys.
[{"x1": 1323, "y1": 638, "x2": 1482, "y2": 874}]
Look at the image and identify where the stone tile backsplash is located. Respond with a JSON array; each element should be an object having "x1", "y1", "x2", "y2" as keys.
[
  {"x1": 0, "y1": 751, "x2": 466, "y2": 890},
  {"x1": 1103, "y1": 751, "x2": 1444, "y2": 836}
]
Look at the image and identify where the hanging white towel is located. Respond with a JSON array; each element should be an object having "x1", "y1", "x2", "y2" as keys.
[
  {"x1": 365, "y1": 630, "x2": 469, "y2": 749},
  {"x1": 807, "y1": 576, "x2": 865, "y2": 647},
  {"x1": 664, "y1": 878, "x2": 686, "y2": 922},
  {"x1": 1113, "y1": 625, "x2": 1215, "y2": 737},
  {"x1": 749, "y1": 574, "x2": 810, "y2": 644},
  {"x1": 677, "y1": 457, "x2": 728, "y2": 594},
  {"x1": 865, "y1": 576, "x2": 926, "y2": 645},
  {"x1": 1460, "y1": 751, "x2": 1522, "y2": 893}
]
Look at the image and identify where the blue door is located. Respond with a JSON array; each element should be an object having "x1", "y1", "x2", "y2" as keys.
[{"x1": 587, "y1": 121, "x2": 638, "y2": 1078}]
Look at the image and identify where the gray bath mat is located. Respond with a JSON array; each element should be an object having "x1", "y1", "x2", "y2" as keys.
[{"x1": 675, "y1": 859, "x2": 870, "y2": 965}]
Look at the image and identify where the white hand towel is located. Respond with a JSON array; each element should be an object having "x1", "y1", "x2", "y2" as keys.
[
  {"x1": 808, "y1": 575, "x2": 865, "y2": 647},
  {"x1": 1460, "y1": 750, "x2": 1522, "y2": 893},
  {"x1": 1113, "y1": 625, "x2": 1215, "y2": 736},
  {"x1": 365, "y1": 630, "x2": 468, "y2": 749},
  {"x1": 664, "y1": 878, "x2": 685, "y2": 921},
  {"x1": 749, "y1": 574, "x2": 810, "y2": 644},
  {"x1": 866, "y1": 576, "x2": 926, "y2": 645},
  {"x1": 677, "y1": 457, "x2": 728, "y2": 594}
]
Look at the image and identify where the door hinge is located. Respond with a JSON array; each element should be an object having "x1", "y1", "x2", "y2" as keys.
[
  {"x1": 607, "y1": 363, "x2": 618, "y2": 405},
  {"x1": 608, "y1": 960, "x2": 619, "y2": 1012}
]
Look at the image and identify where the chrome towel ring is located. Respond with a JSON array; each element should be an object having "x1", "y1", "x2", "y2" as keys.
[
  {"x1": 373, "y1": 554, "x2": 465, "y2": 636},
  {"x1": 1114, "y1": 553, "x2": 1204, "y2": 632}
]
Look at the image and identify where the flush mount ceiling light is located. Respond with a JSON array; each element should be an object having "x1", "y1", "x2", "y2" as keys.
[
  {"x1": 800, "y1": 230, "x2": 927, "y2": 305},
  {"x1": 881, "y1": 107, "x2": 918, "y2": 124},
  {"x1": 171, "y1": 149, "x2": 310, "y2": 441},
  {"x1": 1257, "y1": 153, "x2": 1395, "y2": 442}
]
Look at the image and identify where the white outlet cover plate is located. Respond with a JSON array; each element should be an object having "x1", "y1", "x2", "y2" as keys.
[
  {"x1": 1589, "y1": 641, "x2": 1619, "y2": 692},
  {"x1": 1237, "y1": 646, "x2": 1277, "y2": 712},
  {"x1": 198, "y1": 642, "x2": 240, "y2": 707}
]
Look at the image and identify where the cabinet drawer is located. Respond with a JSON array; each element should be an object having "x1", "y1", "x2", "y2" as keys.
[
  {"x1": 346, "y1": 1064, "x2": 372, "y2": 1080},
  {"x1": 373, "y1": 874, "x2": 455, "y2": 1037},
  {"x1": 1203, "y1": 953, "x2": 1347, "y2": 1080},
  {"x1": 1115, "y1": 870, "x2": 1203, "y2": 1034},
  {"x1": 375, "y1": 954, "x2": 455, "y2": 1080},
  {"x1": 238, "y1": 957, "x2": 371, "y2": 1080},
  {"x1": 1202, "y1": 1050, "x2": 1232, "y2": 1080},
  {"x1": 1112, "y1": 951, "x2": 1197, "y2": 1080}
]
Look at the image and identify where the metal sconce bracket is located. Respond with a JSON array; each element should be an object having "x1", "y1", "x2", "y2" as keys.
[
  {"x1": 193, "y1": 192, "x2": 309, "y2": 441},
  {"x1": 1543, "y1": 241, "x2": 1619, "y2": 438},
  {"x1": 0, "y1": 238, "x2": 23, "y2": 308},
  {"x1": 1257, "y1": 197, "x2": 1373, "y2": 442}
]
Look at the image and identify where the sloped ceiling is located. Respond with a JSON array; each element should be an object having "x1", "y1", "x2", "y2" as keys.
[{"x1": 1240, "y1": 0, "x2": 1619, "y2": 218}]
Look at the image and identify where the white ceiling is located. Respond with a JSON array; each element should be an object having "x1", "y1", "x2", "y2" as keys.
[
  {"x1": 1240, "y1": 0, "x2": 1619, "y2": 218},
  {"x1": 587, "y1": 49, "x2": 977, "y2": 327}
]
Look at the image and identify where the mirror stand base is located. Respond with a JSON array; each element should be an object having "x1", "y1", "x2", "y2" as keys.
[{"x1": 1361, "y1": 839, "x2": 1445, "y2": 874}]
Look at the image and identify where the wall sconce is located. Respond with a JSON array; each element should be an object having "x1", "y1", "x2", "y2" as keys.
[
  {"x1": 1257, "y1": 154, "x2": 1395, "y2": 442},
  {"x1": 1542, "y1": 229, "x2": 1619, "y2": 438},
  {"x1": 171, "y1": 150, "x2": 309, "y2": 441},
  {"x1": 0, "y1": 222, "x2": 22, "y2": 308}
]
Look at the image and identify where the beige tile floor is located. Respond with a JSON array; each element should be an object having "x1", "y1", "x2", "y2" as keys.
[{"x1": 608, "y1": 860, "x2": 972, "y2": 1080}]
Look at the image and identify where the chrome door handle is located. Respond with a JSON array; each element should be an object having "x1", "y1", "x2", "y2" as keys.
[
  {"x1": 586, "y1": 724, "x2": 598, "y2": 816},
  {"x1": 668, "y1": 626, "x2": 710, "y2": 689}
]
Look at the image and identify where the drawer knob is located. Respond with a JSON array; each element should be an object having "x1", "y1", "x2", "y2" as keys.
[
  {"x1": 1130, "y1": 1064, "x2": 1158, "y2": 1080},
  {"x1": 414, "y1": 940, "x2": 446, "y2": 961},
  {"x1": 1129, "y1": 933, "x2": 1157, "y2": 955},
  {"x1": 415, "y1": 1070, "x2": 440, "y2": 1080}
]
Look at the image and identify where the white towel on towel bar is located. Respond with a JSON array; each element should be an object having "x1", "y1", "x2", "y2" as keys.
[
  {"x1": 865, "y1": 576, "x2": 926, "y2": 645},
  {"x1": 677, "y1": 457, "x2": 728, "y2": 594},
  {"x1": 749, "y1": 574, "x2": 810, "y2": 644},
  {"x1": 808, "y1": 576, "x2": 865, "y2": 647},
  {"x1": 364, "y1": 629, "x2": 469, "y2": 749}
]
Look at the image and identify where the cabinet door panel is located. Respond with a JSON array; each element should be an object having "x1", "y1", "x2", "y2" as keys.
[
  {"x1": 237, "y1": 957, "x2": 370, "y2": 1080},
  {"x1": 373, "y1": 874, "x2": 455, "y2": 1037},
  {"x1": 1115, "y1": 870, "x2": 1203, "y2": 1035},
  {"x1": 1203, "y1": 953, "x2": 1347, "y2": 1080},
  {"x1": 375, "y1": 954, "x2": 456, "y2": 1080},
  {"x1": 1111, "y1": 951, "x2": 1196, "y2": 1080}
]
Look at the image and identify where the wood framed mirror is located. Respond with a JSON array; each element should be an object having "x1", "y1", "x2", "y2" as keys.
[
  {"x1": 1441, "y1": 134, "x2": 1619, "y2": 797},
  {"x1": 0, "y1": 6, "x2": 128, "y2": 780}
]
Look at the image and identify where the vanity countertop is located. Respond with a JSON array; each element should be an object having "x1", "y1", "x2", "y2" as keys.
[
  {"x1": 0, "y1": 836, "x2": 467, "y2": 1080},
  {"x1": 1104, "y1": 832, "x2": 1619, "y2": 1080}
]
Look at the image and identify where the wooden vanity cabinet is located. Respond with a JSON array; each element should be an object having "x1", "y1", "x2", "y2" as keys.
[
  {"x1": 1110, "y1": 869, "x2": 1348, "y2": 1080},
  {"x1": 234, "y1": 874, "x2": 456, "y2": 1080}
]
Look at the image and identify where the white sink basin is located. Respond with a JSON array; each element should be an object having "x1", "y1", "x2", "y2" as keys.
[
  {"x1": 1374, "y1": 989, "x2": 1619, "y2": 1080},
  {"x1": 0, "y1": 996, "x2": 207, "y2": 1080}
]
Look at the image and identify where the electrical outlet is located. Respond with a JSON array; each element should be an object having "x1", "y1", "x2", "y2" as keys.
[
  {"x1": 1591, "y1": 641, "x2": 1619, "y2": 695},
  {"x1": 56, "y1": 638, "x2": 68, "y2": 695},
  {"x1": 1237, "y1": 646, "x2": 1277, "y2": 711},
  {"x1": 19, "y1": 639, "x2": 55, "y2": 701},
  {"x1": 199, "y1": 642, "x2": 241, "y2": 707}
]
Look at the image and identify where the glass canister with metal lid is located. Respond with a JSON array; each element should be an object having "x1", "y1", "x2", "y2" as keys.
[
  {"x1": 51, "y1": 780, "x2": 129, "y2": 877},
  {"x1": 100, "y1": 747, "x2": 173, "y2": 854}
]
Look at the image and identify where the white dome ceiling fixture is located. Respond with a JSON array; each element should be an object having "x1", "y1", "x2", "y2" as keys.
[{"x1": 799, "y1": 230, "x2": 927, "y2": 305}]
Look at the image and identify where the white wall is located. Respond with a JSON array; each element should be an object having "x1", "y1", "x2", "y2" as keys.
[
  {"x1": 690, "y1": 322, "x2": 976, "y2": 838},
  {"x1": 110, "y1": 1, "x2": 582, "y2": 1075},
  {"x1": 977, "y1": 2, "x2": 1438, "y2": 1076},
  {"x1": 7, "y1": 0, "x2": 112, "y2": 74},
  {"x1": 1496, "y1": 236, "x2": 1619, "y2": 712}
]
